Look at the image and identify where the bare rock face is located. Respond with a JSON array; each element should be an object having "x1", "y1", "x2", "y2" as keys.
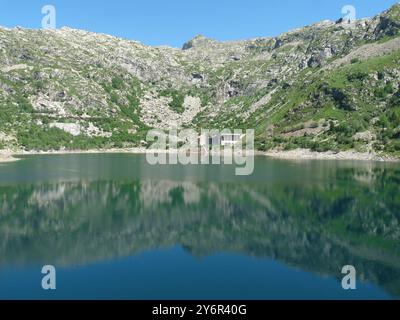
[
  {"x1": 182, "y1": 35, "x2": 215, "y2": 50},
  {"x1": 140, "y1": 94, "x2": 202, "y2": 129},
  {"x1": 375, "y1": 16, "x2": 400, "y2": 38},
  {"x1": 0, "y1": 3, "x2": 399, "y2": 152}
]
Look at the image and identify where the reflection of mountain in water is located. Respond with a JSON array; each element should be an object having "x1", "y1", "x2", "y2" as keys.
[{"x1": 0, "y1": 166, "x2": 399, "y2": 297}]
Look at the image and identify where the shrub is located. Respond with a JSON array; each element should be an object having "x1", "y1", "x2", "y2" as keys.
[
  {"x1": 388, "y1": 90, "x2": 400, "y2": 108},
  {"x1": 110, "y1": 92, "x2": 119, "y2": 104},
  {"x1": 111, "y1": 76, "x2": 124, "y2": 90},
  {"x1": 330, "y1": 88, "x2": 354, "y2": 111},
  {"x1": 17, "y1": 126, "x2": 73, "y2": 151},
  {"x1": 16, "y1": 95, "x2": 34, "y2": 113},
  {"x1": 169, "y1": 94, "x2": 185, "y2": 114},
  {"x1": 384, "y1": 82, "x2": 394, "y2": 94},
  {"x1": 393, "y1": 140, "x2": 400, "y2": 151},
  {"x1": 375, "y1": 83, "x2": 395, "y2": 99},
  {"x1": 347, "y1": 71, "x2": 368, "y2": 82},
  {"x1": 283, "y1": 123, "x2": 304, "y2": 133},
  {"x1": 389, "y1": 107, "x2": 400, "y2": 127},
  {"x1": 310, "y1": 141, "x2": 333, "y2": 152},
  {"x1": 374, "y1": 87, "x2": 387, "y2": 99},
  {"x1": 160, "y1": 89, "x2": 185, "y2": 114}
]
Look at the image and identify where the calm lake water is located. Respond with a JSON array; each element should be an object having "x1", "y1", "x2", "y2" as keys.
[{"x1": 0, "y1": 154, "x2": 399, "y2": 300}]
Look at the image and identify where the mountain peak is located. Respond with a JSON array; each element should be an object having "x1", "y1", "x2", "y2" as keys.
[{"x1": 182, "y1": 34, "x2": 216, "y2": 50}]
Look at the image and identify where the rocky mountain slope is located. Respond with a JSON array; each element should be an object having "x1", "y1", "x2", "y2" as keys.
[{"x1": 0, "y1": 4, "x2": 399, "y2": 154}]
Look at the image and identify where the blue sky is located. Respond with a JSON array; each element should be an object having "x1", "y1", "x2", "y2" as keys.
[{"x1": 0, "y1": 0, "x2": 399, "y2": 47}]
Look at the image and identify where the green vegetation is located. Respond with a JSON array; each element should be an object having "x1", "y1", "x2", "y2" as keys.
[
  {"x1": 374, "y1": 82, "x2": 394, "y2": 99},
  {"x1": 249, "y1": 50, "x2": 400, "y2": 154},
  {"x1": 17, "y1": 126, "x2": 74, "y2": 151},
  {"x1": 160, "y1": 89, "x2": 185, "y2": 114},
  {"x1": 15, "y1": 95, "x2": 35, "y2": 113},
  {"x1": 111, "y1": 76, "x2": 124, "y2": 90}
]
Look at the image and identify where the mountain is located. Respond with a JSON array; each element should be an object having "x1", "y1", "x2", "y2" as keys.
[{"x1": 0, "y1": 4, "x2": 399, "y2": 155}]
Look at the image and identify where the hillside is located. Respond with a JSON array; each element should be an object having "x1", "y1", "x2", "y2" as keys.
[{"x1": 0, "y1": 4, "x2": 399, "y2": 155}]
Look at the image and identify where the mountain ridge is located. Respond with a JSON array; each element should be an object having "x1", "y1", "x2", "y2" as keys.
[{"x1": 0, "y1": 3, "x2": 399, "y2": 155}]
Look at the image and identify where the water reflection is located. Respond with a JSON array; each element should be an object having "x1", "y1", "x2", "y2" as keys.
[{"x1": 0, "y1": 160, "x2": 399, "y2": 297}]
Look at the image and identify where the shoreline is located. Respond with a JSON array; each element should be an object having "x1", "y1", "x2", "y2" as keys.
[
  {"x1": 1, "y1": 148, "x2": 398, "y2": 162},
  {"x1": 263, "y1": 149, "x2": 400, "y2": 162},
  {"x1": 0, "y1": 154, "x2": 20, "y2": 163}
]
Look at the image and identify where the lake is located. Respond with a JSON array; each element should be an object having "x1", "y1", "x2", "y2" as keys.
[{"x1": 0, "y1": 154, "x2": 399, "y2": 300}]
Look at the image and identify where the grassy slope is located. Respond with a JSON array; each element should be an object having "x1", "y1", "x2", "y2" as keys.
[{"x1": 251, "y1": 50, "x2": 400, "y2": 155}]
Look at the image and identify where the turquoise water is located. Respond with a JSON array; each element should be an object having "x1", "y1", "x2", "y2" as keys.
[{"x1": 0, "y1": 154, "x2": 399, "y2": 299}]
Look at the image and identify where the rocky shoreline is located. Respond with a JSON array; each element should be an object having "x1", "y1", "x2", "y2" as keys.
[
  {"x1": 0, "y1": 153, "x2": 20, "y2": 163},
  {"x1": 264, "y1": 149, "x2": 399, "y2": 162},
  {"x1": 1, "y1": 148, "x2": 398, "y2": 162}
]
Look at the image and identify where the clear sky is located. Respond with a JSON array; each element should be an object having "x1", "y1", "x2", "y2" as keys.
[{"x1": 0, "y1": 0, "x2": 399, "y2": 47}]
